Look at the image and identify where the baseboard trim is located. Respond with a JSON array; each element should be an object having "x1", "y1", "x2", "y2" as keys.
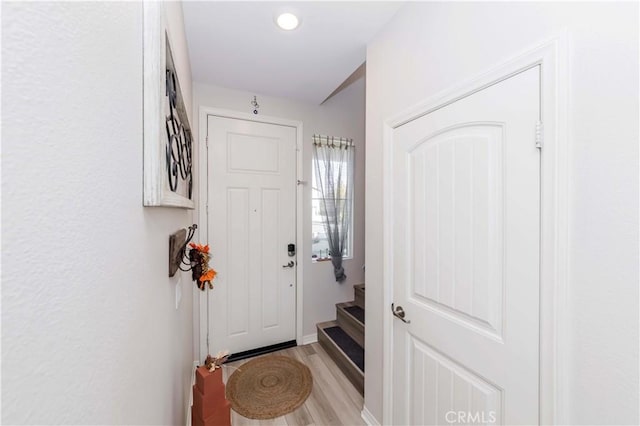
[
  {"x1": 361, "y1": 406, "x2": 380, "y2": 426},
  {"x1": 302, "y1": 333, "x2": 317, "y2": 345},
  {"x1": 186, "y1": 360, "x2": 199, "y2": 426}
]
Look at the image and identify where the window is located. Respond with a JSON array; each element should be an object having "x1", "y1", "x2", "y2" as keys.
[{"x1": 311, "y1": 135, "x2": 354, "y2": 261}]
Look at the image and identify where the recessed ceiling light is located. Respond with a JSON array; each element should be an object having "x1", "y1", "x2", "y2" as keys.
[{"x1": 276, "y1": 13, "x2": 299, "y2": 31}]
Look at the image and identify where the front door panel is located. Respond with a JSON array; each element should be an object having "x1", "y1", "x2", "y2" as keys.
[{"x1": 207, "y1": 115, "x2": 297, "y2": 354}]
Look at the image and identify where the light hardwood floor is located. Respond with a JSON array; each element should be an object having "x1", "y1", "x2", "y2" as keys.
[{"x1": 221, "y1": 343, "x2": 365, "y2": 426}]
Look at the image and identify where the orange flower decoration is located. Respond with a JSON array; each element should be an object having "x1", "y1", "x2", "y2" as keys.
[
  {"x1": 189, "y1": 242, "x2": 215, "y2": 290},
  {"x1": 189, "y1": 243, "x2": 210, "y2": 253},
  {"x1": 199, "y1": 268, "x2": 217, "y2": 282}
]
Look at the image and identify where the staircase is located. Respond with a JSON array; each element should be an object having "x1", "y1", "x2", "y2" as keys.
[{"x1": 316, "y1": 284, "x2": 365, "y2": 395}]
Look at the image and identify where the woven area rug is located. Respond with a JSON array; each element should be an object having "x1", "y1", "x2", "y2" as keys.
[{"x1": 226, "y1": 355, "x2": 313, "y2": 419}]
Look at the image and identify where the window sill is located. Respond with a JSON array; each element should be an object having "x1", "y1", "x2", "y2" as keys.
[{"x1": 311, "y1": 256, "x2": 353, "y2": 264}]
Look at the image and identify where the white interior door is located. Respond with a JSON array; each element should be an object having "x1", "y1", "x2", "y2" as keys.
[
  {"x1": 207, "y1": 115, "x2": 297, "y2": 355},
  {"x1": 391, "y1": 67, "x2": 541, "y2": 425}
]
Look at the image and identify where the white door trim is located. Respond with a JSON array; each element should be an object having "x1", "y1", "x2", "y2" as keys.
[
  {"x1": 380, "y1": 34, "x2": 569, "y2": 425},
  {"x1": 198, "y1": 106, "x2": 304, "y2": 360}
]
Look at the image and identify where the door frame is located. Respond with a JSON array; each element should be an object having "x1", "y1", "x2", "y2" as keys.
[
  {"x1": 197, "y1": 106, "x2": 304, "y2": 361},
  {"x1": 380, "y1": 34, "x2": 569, "y2": 425}
]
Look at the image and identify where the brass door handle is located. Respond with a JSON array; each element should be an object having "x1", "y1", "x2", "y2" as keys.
[{"x1": 391, "y1": 303, "x2": 411, "y2": 324}]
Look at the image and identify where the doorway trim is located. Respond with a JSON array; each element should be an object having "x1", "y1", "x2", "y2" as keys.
[
  {"x1": 197, "y1": 106, "x2": 304, "y2": 361},
  {"x1": 379, "y1": 34, "x2": 569, "y2": 425}
]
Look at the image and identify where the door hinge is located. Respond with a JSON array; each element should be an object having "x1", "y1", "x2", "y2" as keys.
[
  {"x1": 535, "y1": 121, "x2": 543, "y2": 149},
  {"x1": 206, "y1": 136, "x2": 208, "y2": 148},
  {"x1": 206, "y1": 204, "x2": 209, "y2": 215}
]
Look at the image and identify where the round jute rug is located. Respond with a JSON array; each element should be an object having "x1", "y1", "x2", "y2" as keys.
[{"x1": 226, "y1": 355, "x2": 313, "y2": 419}]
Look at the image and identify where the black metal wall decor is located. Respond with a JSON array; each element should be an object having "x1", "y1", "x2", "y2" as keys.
[{"x1": 164, "y1": 36, "x2": 193, "y2": 200}]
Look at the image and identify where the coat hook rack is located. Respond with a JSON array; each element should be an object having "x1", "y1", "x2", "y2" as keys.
[{"x1": 169, "y1": 224, "x2": 197, "y2": 277}]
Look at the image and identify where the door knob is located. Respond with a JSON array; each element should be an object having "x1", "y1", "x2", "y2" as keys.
[
  {"x1": 391, "y1": 303, "x2": 411, "y2": 324},
  {"x1": 282, "y1": 261, "x2": 295, "y2": 268}
]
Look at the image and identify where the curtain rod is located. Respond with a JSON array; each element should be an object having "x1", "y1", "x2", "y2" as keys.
[{"x1": 312, "y1": 134, "x2": 354, "y2": 147}]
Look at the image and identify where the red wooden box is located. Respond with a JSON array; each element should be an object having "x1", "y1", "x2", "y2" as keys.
[
  {"x1": 195, "y1": 366, "x2": 224, "y2": 395},
  {"x1": 192, "y1": 401, "x2": 231, "y2": 426},
  {"x1": 192, "y1": 384, "x2": 226, "y2": 420}
]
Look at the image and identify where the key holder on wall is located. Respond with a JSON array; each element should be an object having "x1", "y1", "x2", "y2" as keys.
[
  {"x1": 251, "y1": 95, "x2": 260, "y2": 114},
  {"x1": 168, "y1": 224, "x2": 197, "y2": 277}
]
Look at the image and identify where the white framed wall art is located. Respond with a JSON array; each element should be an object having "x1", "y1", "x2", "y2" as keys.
[{"x1": 143, "y1": 2, "x2": 194, "y2": 209}]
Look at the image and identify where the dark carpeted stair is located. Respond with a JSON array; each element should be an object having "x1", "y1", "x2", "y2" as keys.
[
  {"x1": 324, "y1": 326, "x2": 364, "y2": 371},
  {"x1": 344, "y1": 306, "x2": 365, "y2": 324},
  {"x1": 317, "y1": 284, "x2": 365, "y2": 395}
]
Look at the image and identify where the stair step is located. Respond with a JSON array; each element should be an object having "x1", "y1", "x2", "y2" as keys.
[
  {"x1": 317, "y1": 321, "x2": 364, "y2": 395},
  {"x1": 336, "y1": 302, "x2": 364, "y2": 347},
  {"x1": 354, "y1": 284, "x2": 365, "y2": 309},
  {"x1": 344, "y1": 305, "x2": 365, "y2": 324}
]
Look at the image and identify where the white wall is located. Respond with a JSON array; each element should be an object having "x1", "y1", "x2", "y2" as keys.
[
  {"x1": 365, "y1": 2, "x2": 638, "y2": 425},
  {"x1": 2, "y1": 2, "x2": 196, "y2": 424},
  {"x1": 192, "y1": 79, "x2": 366, "y2": 343},
  {"x1": 164, "y1": 2, "x2": 193, "y2": 122}
]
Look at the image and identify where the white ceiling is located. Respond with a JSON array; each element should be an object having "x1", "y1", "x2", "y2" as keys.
[{"x1": 182, "y1": 1, "x2": 403, "y2": 104}]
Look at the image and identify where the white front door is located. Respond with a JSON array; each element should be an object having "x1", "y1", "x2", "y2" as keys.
[
  {"x1": 391, "y1": 67, "x2": 541, "y2": 425},
  {"x1": 207, "y1": 115, "x2": 297, "y2": 355}
]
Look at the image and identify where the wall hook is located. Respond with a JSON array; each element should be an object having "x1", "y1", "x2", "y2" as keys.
[
  {"x1": 251, "y1": 95, "x2": 260, "y2": 114},
  {"x1": 169, "y1": 224, "x2": 197, "y2": 277}
]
